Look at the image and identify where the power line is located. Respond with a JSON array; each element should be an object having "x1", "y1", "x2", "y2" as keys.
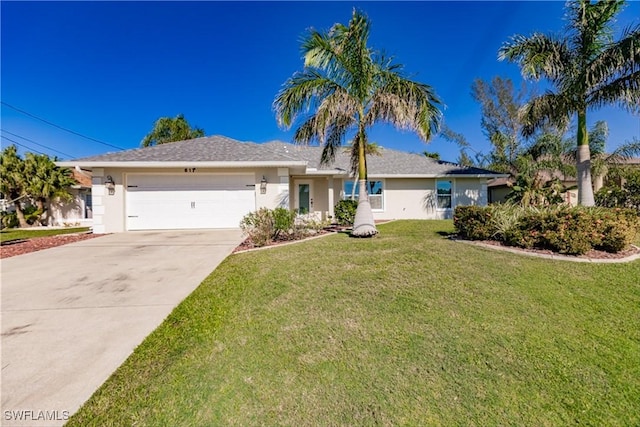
[
  {"x1": 1, "y1": 101, "x2": 125, "y2": 150},
  {"x1": 1, "y1": 135, "x2": 50, "y2": 156},
  {"x1": 1, "y1": 129, "x2": 74, "y2": 158}
]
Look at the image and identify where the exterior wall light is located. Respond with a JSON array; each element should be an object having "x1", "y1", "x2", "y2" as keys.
[
  {"x1": 105, "y1": 175, "x2": 116, "y2": 195},
  {"x1": 260, "y1": 176, "x2": 268, "y2": 194}
]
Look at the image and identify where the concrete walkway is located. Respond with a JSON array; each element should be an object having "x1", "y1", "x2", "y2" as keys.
[{"x1": 1, "y1": 230, "x2": 243, "y2": 427}]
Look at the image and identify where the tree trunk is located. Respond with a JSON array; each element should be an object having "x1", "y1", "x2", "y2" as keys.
[
  {"x1": 35, "y1": 198, "x2": 48, "y2": 226},
  {"x1": 352, "y1": 179, "x2": 377, "y2": 237},
  {"x1": 576, "y1": 110, "x2": 595, "y2": 206},
  {"x1": 351, "y1": 131, "x2": 377, "y2": 237},
  {"x1": 14, "y1": 204, "x2": 29, "y2": 228}
]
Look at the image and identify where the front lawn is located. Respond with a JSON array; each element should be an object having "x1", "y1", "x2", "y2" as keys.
[
  {"x1": 0, "y1": 227, "x2": 90, "y2": 243},
  {"x1": 68, "y1": 220, "x2": 639, "y2": 426}
]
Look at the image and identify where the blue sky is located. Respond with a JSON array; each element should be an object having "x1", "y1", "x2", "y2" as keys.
[{"x1": 2, "y1": 1, "x2": 639, "y2": 163}]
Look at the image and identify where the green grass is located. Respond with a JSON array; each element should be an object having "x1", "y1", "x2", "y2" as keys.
[
  {"x1": 67, "y1": 220, "x2": 639, "y2": 426},
  {"x1": 0, "y1": 227, "x2": 90, "y2": 243}
]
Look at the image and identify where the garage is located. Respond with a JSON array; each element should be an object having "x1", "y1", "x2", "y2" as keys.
[{"x1": 125, "y1": 174, "x2": 255, "y2": 230}]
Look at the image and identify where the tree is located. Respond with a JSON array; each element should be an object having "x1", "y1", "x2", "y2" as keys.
[
  {"x1": 499, "y1": 0, "x2": 640, "y2": 206},
  {"x1": 141, "y1": 114, "x2": 205, "y2": 147},
  {"x1": 0, "y1": 146, "x2": 77, "y2": 227},
  {"x1": 470, "y1": 77, "x2": 531, "y2": 174},
  {"x1": 23, "y1": 153, "x2": 76, "y2": 225},
  {"x1": 274, "y1": 9, "x2": 442, "y2": 236},
  {"x1": 1, "y1": 145, "x2": 29, "y2": 227}
]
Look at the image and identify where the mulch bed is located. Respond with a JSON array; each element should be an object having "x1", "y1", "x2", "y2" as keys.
[
  {"x1": 0, "y1": 233, "x2": 105, "y2": 259},
  {"x1": 458, "y1": 237, "x2": 640, "y2": 260},
  {"x1": 233, "y1": 229, "x2": 338, "y2": 253}
]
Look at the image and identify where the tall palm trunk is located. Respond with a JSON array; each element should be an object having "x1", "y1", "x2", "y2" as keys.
[
  {"x1": 351, "y1": 130, "x2": 377, "y2": 237},
  {"x1": 576, "y1": 110, "x2": 595, "y2": 206}
]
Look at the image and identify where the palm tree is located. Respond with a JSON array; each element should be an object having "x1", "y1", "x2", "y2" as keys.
[
  {"x1": 141, "y1": 114, "x2": 205, "y2": 147},
  {"x1": 499, "y1": 0, "x2": 639, "y2": 206},
  {"x1": 0, "y1": 145, "x2": 29, "y2": 227},
  {"x1": 274, "y1": 9, "x2": 442, "y2": 236},
  {"x1": 24, "y1": 153, "x2": 76, "y2": 225}
]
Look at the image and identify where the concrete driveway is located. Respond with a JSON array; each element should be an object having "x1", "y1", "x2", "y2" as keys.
[{"x1": 1, "y1": 229, "x2": 243, "y2": 426}]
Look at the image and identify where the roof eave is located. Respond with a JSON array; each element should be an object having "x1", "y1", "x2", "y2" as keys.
[
  {"x1": 369, "y1": 173, "x2": 510, "y2": 179},
  {"x1": 56, "y1": 160, "x2": 309, "y2": 169}
]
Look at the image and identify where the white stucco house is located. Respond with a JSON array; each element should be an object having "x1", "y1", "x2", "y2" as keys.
[{"x1": 57, "y1": 136, "x2": 506, "y2": 233}]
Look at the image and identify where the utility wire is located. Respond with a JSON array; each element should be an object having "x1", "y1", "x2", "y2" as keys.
[
  {"x1": 1, "y1": 129, "x2": 74, "y2": 158},
  {"x1": 1, "y1": 135, "x2": 50, "y2": 156},
  {"x1": 1, "y1": 101, "x2": 125, "y2": 150}
]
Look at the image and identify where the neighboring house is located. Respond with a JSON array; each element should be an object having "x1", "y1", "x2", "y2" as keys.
[
  {"x1": 57, "y1": 136, "x2": 506, "y2": 233},
  {"x1": 488, "y1": 157, "x2": 640, "y2": 206},
  {"x1": 49, "y1": 168, "x2": 93, "y2": 227},
  {"x1": 0, "y1": 168, "x2": 93, "y2": 227}
]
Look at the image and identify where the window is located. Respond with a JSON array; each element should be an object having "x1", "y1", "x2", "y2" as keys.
[
  {"x1": 343, "y1": 180, "x2": 384, "y2": 210},
  {"x1": 436, "y1": 180, "x2": 452, "y2": 209}
]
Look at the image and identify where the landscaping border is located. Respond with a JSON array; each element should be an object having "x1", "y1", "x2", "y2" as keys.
[{"x1": 453, "y1": 238, "x2": 640, "y2": 263}]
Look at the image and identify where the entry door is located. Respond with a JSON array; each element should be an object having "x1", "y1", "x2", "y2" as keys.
[{"x1": 295, "y1": 180, "x2": 313, "y2": 214}]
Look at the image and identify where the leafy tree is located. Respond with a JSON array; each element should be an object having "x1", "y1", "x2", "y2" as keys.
[
  {"x1": 141, "y1": 114, "x2": 205, "y2": 147},
  {"x1": 274, "y1": 10, "x2": 442, "y2": 236},
  {"x1": 499, "y1": 0, "x2": 640, "y2": 206},
  {"x1": 24, "y1": 153, "x2": 76, "y2": 225},
  {"x1": 470, "y1": 76, "x2": 532, "y2": 174},
  {"x1": 1, "y1": 145, "x2": 29, "y2": 227}
]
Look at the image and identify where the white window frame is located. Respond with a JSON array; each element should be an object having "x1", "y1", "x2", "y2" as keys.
[
  {"x1": 343, "y1": 179, "x2": 385, "y2": 212},
  {"x1": 436, "y1": 179, "x2": 454, "y2": 210}
]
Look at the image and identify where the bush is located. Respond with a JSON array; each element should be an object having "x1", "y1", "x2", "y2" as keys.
[
  {"x1": 240, "y1": 207, "x2": 329, "y2": 247},
  {"x1": 1, "y1": 211, "x2": 19, "y2": 229},
  {"x1": 272, "y1": 207, "x2": 295, "y2": 239},
  {"x1": 593, "y1": 208, "x2": 639, "y2": 253},
  {"x1": 453, "y1": 205, "x2": 494, "y2": 240},
  {"x1": 334, "y1": 199, "x2": 358, "y2": 226},
  {"x1": 240, "y1": 208, "x2": 275, "y2": 247},
  {"x1": 455, "y1": 204, "x2": 638, "y2": 255}
]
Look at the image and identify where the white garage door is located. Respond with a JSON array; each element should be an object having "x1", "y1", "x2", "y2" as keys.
[{"x1": 126, "y1": 174, "x2": 255, "y2": 230}]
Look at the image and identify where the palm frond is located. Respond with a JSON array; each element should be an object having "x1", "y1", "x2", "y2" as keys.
[
  {"x1": 588, "y1": 70, "x2": 640, "y2": 113},
  {"x1": 367, "y1": 74, "x2": 442, "y2": 141},
  {"x1": 273, "y1": 70, "x2": 341, "y2": 128},
  {"x1": 499, "y1": 33, "x2": 572, "y2": 83},
  {"x1": 607, "y1": 138, "x2": 640, "y2": 164},
  {"x1": 567, "y1": 0, "x2": 623, "y2": 57},
  {"x1": 520, "y1": 92, "x2": 573, "y2": 137},
  {"x1": 586, "y1": 23, "x2": 640, "y2": 89}
]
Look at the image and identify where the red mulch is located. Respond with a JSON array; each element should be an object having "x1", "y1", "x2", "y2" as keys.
[
  {"x1": 233, "y1": 229, "x2": 338, "y2": 253},
  {"x1": 0, "y1": 233, "x2": 105, "y2": 259},
  {"x1": 469, "y1": 238, "x2": 640, "y2": 260}
]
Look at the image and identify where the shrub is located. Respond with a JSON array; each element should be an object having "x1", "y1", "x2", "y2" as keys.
[
  {"x1": 593, "y1": 208, "x2": 639, "y2": 253},
  {"x1": 272, "y1": 207, "x2": 295, "y2": 239},
  {"x1": 334, "y1": 199, "x2": 358, "y2": 226},
  {"x1": 1, "y1": 211, "x2": 19, "y2": 229},
  {"x1": 240, "y1": 208, "x2": 329, "y2": 247},
  {"x1": 455, "y1": 204, "x2": 638, "y2": 255},
  {"x1": 453, "y1": 205, "x2": 494, "y2": 240},
  {"x1": 502, "y1": 207, "x2": 548, "y2": 249},
  {"x1": 240, "y1": 208, "x2": 275, "y2": 247}
]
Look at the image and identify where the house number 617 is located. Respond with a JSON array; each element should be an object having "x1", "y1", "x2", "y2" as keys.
[{"x1": 184, "y1": 168, "x2": 196, "y2": 173}]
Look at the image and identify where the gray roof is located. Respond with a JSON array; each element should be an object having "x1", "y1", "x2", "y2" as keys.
[{"x1": 69, "y1": 135, "x2": 504, "y2": 177}]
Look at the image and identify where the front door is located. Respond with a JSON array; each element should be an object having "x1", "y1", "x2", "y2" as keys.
[{"x1": 295, "y1": 180, "x2": 313, "y2": 214}]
